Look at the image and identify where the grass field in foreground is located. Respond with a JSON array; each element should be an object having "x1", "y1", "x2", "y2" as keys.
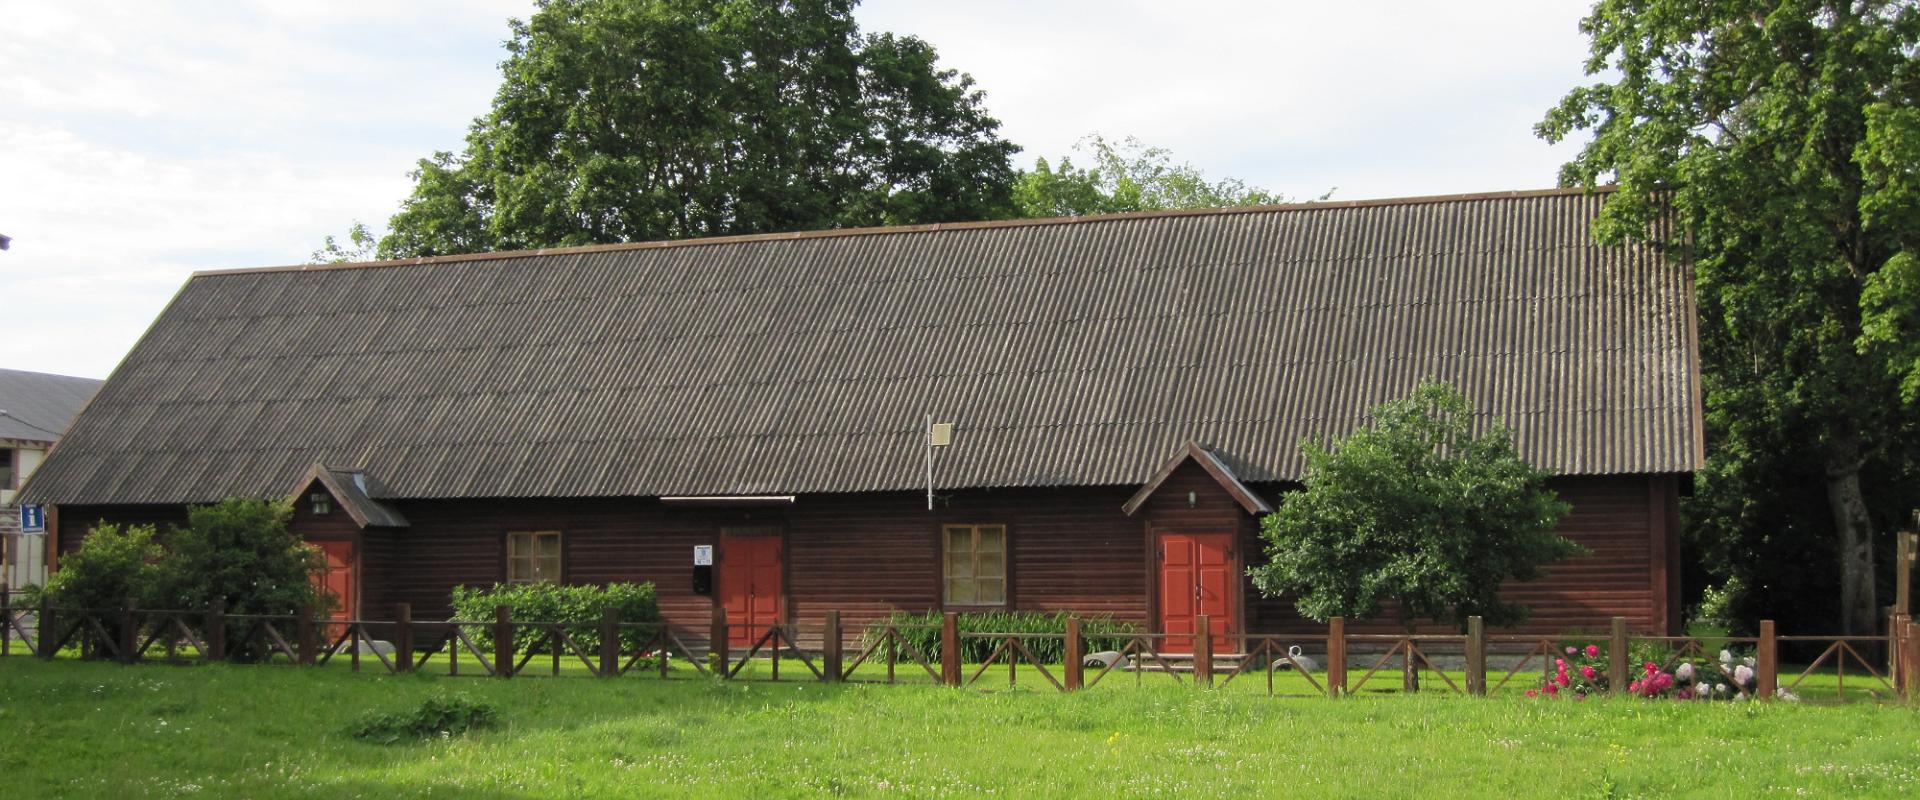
[{"x1": 1, "y1": 657, "x2": 1916, "y2": 799}]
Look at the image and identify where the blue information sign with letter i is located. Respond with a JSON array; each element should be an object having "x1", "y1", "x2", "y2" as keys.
[{"x1": 20, "y1": 504, "x2": 45, "y2": 534}]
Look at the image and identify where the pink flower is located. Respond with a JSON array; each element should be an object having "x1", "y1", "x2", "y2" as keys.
[
  {"x1": 1544, "y1": 683, "x2": 1559, "y2": 696},
  {"x1": 1643, "y1": 661, "x2": 1658, "y2": 674},
  {"x1": 1555, "y1": 658, "x2": 1567, "y2": 669},
  {"x1": 1565, "y1": 646, "x2": 1577, "y2": 655},
  {"x1": 1525, "y1": 689, "x2": 1539, "y2": 698},
  {"x1": 1556, "y1": 672, "x2": 1571, "y2": 687},
  {"x1": 1581, "y1": 666, "x2": 1597, "y2": 680},
  {"x1": 1585, "y1": 645, "x2": 1600, "y2": 658}
]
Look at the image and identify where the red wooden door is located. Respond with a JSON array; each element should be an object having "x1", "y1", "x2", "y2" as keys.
[
  {"x1": 310, "y1": 540, "x2": 356, "y2": 639},
  {"x1": 1159, "y1": 533, "x2": 1234, "y2": 654},
  {"x1": 719, "y1": 535, "x2": 783, "y2": 648}
]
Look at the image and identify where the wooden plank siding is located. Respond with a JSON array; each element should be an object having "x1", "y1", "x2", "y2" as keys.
[{"x1": 52, "y1": 472, "x2": 1681, "y2": 640}]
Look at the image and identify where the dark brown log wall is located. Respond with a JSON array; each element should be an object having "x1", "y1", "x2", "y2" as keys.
[{"x1": 53, "y1": 472, "x2": 1680, "y2": 637}]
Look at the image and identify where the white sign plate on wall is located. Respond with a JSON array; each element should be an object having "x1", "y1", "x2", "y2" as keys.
[{"x1": 693, "y1": 545, "x2": 713, "y2": 566}]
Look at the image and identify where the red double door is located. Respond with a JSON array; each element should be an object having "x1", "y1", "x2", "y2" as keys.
[
  {"x1": 718, "y1": 535, "x2": 783, "y2": 648},
  {"x1": 1159, "y1": 533, "x2": 1235, "y2": 654}
]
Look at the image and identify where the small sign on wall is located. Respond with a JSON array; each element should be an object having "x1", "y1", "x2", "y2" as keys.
[
  {"x1": 20, "y1": 504, "x2": 45, "y2": 534},
  {"x1": 693, "y1": 545, "x2": 713, "y2": 566}
]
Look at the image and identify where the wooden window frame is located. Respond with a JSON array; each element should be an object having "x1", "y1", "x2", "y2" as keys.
[
  {"x1": 506, "y1": 530, "x2": 563, "y2": 584},
  {"x1": 942, "y1": 523, "x2": 1008, "y2": 608}
]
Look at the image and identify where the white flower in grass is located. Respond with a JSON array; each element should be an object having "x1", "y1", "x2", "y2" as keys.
[
  {"x1": 1719, "y1": 649, "x2": 1735, "y2": 665},
  {"x1": 1734, "y1": 664, "x2": 1754, "y2": 687},
  {"x1": 1675, "y1": 662, "x2": 1694, "y2": 682},
  {"x1": 1694, "y1": 683, "x2": 1710, "y2": 697}
]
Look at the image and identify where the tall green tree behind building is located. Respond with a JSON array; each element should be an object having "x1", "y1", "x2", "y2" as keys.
[
  {"x1": 1538, "y1": 0, "x2": 1920, "y2": 634},
  {"x1": 377, "y1": 0, "x2": 1020, "y2": 258}
]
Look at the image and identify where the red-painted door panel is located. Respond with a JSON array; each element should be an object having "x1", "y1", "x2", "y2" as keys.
[
  {"x1": 719, "y1": 535, "x2": 783, "y2": 648},
  {"x1": 1159, "y1": 533, "x2": 1234, "y2": 654},
  {"x1": 310, "y1": 540, "x2": 355, "y2": 640}
]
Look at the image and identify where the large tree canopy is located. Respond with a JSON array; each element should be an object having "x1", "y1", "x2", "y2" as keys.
[
  {"x1": 378, "y1": 0, "x2": 1019, "y2": 258},
  {"x1": 1538, "y1": 0, "x2": 1920, "y2": 634},
  {"x1": 1250, "y1": 381, "x2": 1578, "y2": 630}
]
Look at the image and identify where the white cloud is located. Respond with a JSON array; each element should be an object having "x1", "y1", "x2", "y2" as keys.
[{"x1": 0, "y1": 0, "x2": 1602, "y2": 379}]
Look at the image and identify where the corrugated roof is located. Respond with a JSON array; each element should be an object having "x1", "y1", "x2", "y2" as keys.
[
  {"x1": 0, "y1": 368, "x2": 100, "y2": 444},
  {"x1": 22, "y1": 187, "x2": 1702, "y2": 505}
]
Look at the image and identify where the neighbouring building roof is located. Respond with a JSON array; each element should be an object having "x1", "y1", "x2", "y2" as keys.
[
  {"x1": 22, "y1": 187, "x2": 1703, "y2": 506},
  {"x1": 0, "y1": 368, "x2": 100, "y2": 444}
]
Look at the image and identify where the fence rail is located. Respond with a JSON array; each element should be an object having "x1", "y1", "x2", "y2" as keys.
[{"x1": 3, "y1": 587, "x2": 1916, "y2": 703}]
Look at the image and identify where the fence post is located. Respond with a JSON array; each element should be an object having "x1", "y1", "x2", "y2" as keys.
[
  {"x1": 206, "y1": 599, "x2": 225, "y2": 662},
  {"x1": 493, "y1": 605, "x2": 513, "y2": 678},
  {"x1": 710, "y1": 605, "x2": 728, "y2": 678},
  {"x1": 0, "y1": 583, "x2": 9, "y2": 657},
  {"x1": 1609, "y1": 617, "x2": 1628, "y2": 694},
  {"x1": 1757, "y1": 619, "x2": 1777, "y2": 701},
  {"x1": 1906, "y1": 621, "x2": 1920, "y2": 704},
  {"x1": 1466, "y1": 616, "x2": 1486, "y2": 696},
  {"x1": 1195, "y1": 615, "x2": 1213, "y2": 688},
  {"x1": 37, "y1": 596, "x2": 54, "y2": 660},
  {"x1": 598, "y1": 607, "x2": 618, "y2": 678},
  {"x1": 941, "y1": 612, "x2": 960, "y2": 687},
  {"x1": 394, "y1": 603, "x2": 413, "y2": 673},
  {"x1": 1064, "y1": 615, "x2": 1084, "y2": 691},
  {"x1": 119, "y1": 599, "x2": 138, "y2": 664},
  {"x1": 296, "y1": 606, "x2": 317, "y2": 666},
  {"x1": 822, "y1": 610, "x2": 843, "y2": 683},
  {"x1": 1327, "y1": 616, "x2": 1346, "y2": 699}
]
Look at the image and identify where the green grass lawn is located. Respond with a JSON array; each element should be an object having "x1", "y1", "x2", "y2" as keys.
[{"x1": 2, "y1": 656, "x2": 1917, "y2": 798}]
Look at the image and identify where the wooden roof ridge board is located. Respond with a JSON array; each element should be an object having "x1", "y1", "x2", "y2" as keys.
[{"x1": 194, "y1": 185, "x2": 1621, "y2": 279}]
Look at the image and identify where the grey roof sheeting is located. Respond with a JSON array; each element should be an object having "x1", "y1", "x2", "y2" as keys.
[
  {"x1": 0, "y1": 368, "x2": 101, "y2": 444},
  {"x1": 23, "y1": 187, "x2": 1702, "y2": 505}
]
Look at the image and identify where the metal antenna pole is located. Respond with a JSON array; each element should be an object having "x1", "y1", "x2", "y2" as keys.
[{"x1": 925, "y1": 413, "x2": 934, "y2": 511}]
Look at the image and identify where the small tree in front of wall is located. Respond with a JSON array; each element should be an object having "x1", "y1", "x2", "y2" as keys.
[
  {"x1": 148, "y1": 497, "x2": 329, "y2": 619},
  {"x1": 1250, "y1": 381, "x2": 1580, "y2": 644}
]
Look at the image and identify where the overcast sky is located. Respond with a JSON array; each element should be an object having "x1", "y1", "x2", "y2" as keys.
[{"x1": 0, "y1": 0, "x2": 1599, "y2": 380}]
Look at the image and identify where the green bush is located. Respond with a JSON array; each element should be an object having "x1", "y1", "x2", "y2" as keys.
[
  {"x1": 348, "y1": 696, "x2": 496, "y2": 744},
  {"x1": 38, "y1": 523, "x2": 163, "y2": 611},
  {"x1": 149, "y1": 497, "x2": 329, "y2": 618},
  {"x1": 861, "y1": 610, "x2": 1136, "y2": 664},
  {"x1": 450, "y1": 582, "x2": 660, "y2": 656}
]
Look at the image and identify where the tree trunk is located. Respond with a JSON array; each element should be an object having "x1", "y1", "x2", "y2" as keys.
[{"x1": 1825, "y1": 444, "x2": 1878, "y2": 636}]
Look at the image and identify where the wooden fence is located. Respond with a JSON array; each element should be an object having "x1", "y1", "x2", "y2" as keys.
[{"x1": 4, "y1": 590, "x2": 1916, "y2": 703}]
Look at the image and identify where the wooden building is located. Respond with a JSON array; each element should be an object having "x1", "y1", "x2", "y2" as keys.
[{"x1": 21, "y1": 187, "x2": 1702, "y2": 642}]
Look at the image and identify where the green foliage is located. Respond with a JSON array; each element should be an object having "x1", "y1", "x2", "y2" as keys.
[
  {"x1": 1536, "y1": 0, "x2": 1920, "y2": 633},
  {"x1": 37, "y1": 523, "x2": 162, "y2": 611},
  {"x1": 309, "y1": 221, "x2": 378, "y2": 264},
  {"x1": 347, "y1": 696, "x2": 497, "y2": 744},
  {"x1": 378, "y1": 0, "x2": 1018, "y2": 258},
  {"x1": 1250, "y1": 380, "x2": 1579, "y2": 629},
  {"x1": 1011, "y1": 135, "x2": 1316, "y2": 218},
  {"x1": 450, "y1": 582, "x2": 660, "y2": 655},
  {"x1": 861, "y1": 609, "x2": 1135, "y2": 663},
  {"x1": 147, "y1": 498, "x2": 328, "y2": 619}
]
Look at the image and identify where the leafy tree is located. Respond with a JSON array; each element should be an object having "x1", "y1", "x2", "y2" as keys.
[
  {"x1": 1250, "y1": 381, "x2": 1579, "y2": 630},
  {"x1": 378, "y1": 0, "x2": 1018, "y2": 258},
  {"x1": 1012, "y1": 135, "x2": 1320, "y2": 218},
  {"x1": 1537, "y1": 0, "x2": 1920, "y2": 634},
  {"x1": 310, "y1": 221, "x2": 378, "y2": 264},
  {"x1": 147, "y1": 497, "x2": 328, "y2": 619}
]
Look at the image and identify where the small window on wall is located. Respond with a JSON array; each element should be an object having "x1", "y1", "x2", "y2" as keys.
[
  {"x1": 0, "y1": 448, "x2": 13, "y2": 490},
  {"x1": 944, "y1": 524, "x2": 1006, "y2": 606},
  {"x1": 507, "y1": 531, "x2": 562, "y2": 584}
]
